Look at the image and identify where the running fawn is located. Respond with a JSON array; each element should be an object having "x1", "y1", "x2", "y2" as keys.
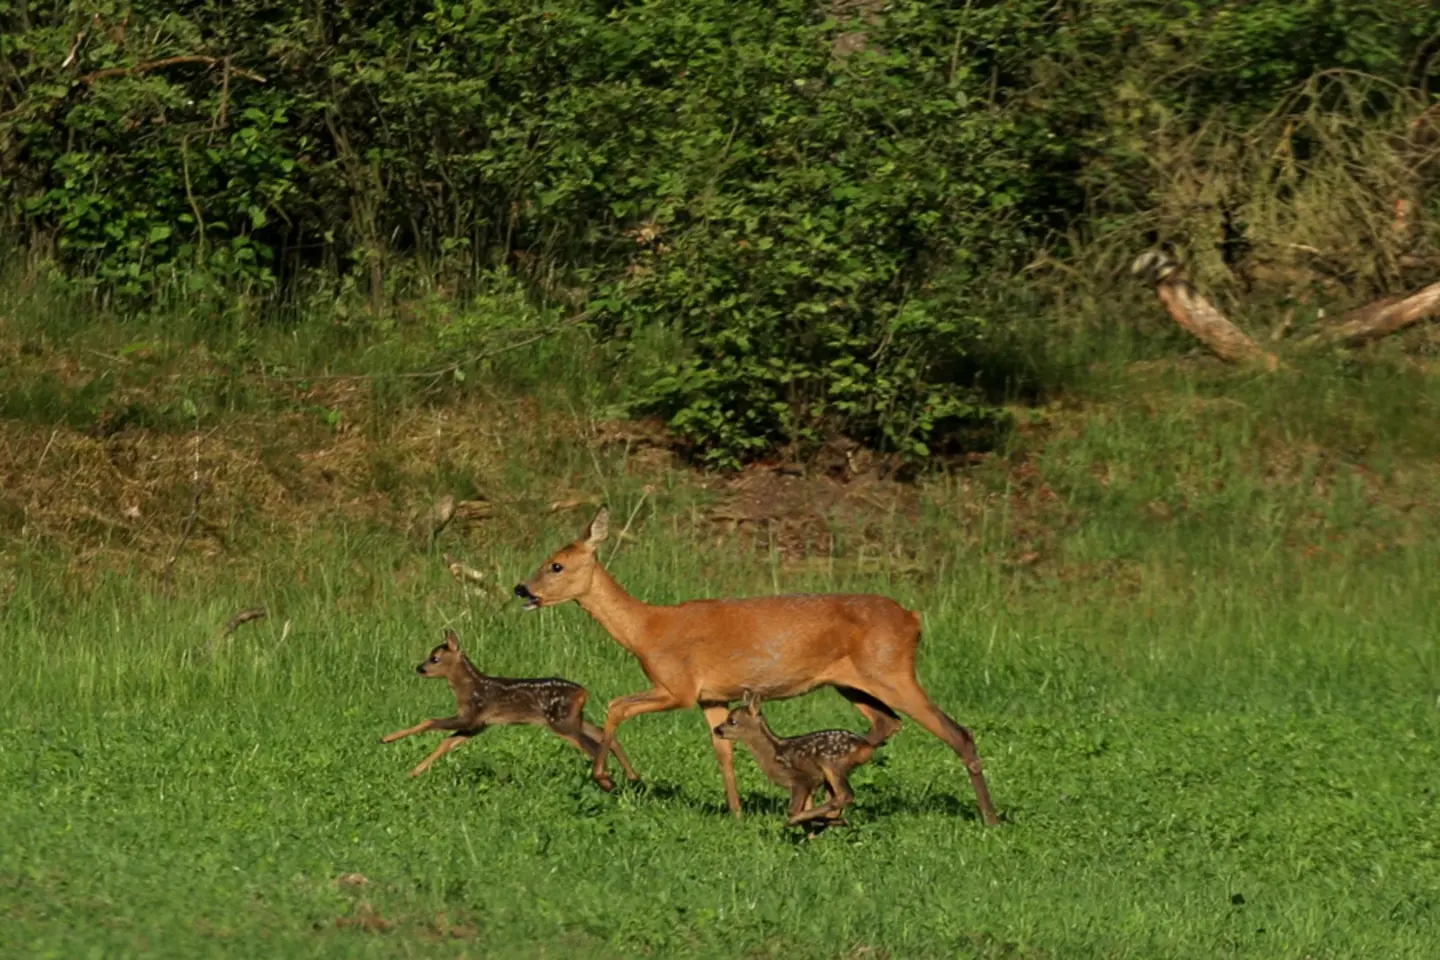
[
  {"x1": 713, "y1": 692, "x2": 881, "y2": 828},
  {"x1": 380, "y1": 628, "x2": 639, "y2": 789},
  {"x1": 515, "y1": 506, "x2": 998, "y2": 825}
]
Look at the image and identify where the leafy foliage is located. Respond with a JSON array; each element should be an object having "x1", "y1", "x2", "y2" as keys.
[{"x1": 2, "y1": 0, "x2": 1437, "y2": 465}]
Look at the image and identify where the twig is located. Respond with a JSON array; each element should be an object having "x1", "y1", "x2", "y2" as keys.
[
  {"x1": 78, "y1": 55, "x2": 265, "y2": 86},
  {"x1": 162, "y1": 470, "x2": 210, "y2": 588},
  {"x1": 212, "y1": 56, "x2": 232, "y2": 133},
  {"x1": 180, "y1": 137, "x2": 206, "y2": 260},
  {"x1": 219, "y1": 607, "x2": 267, "y2": 638},
  {"x1": 35, "y1": 426, "x2": 60, "y2": 471},
  {"x1": 61, "y1": 28, "x2": 88, "y2": 69},
  {"x1": 203, "y1": 606, "x2": 267, "y2": 656},
  {"x1": 258, "y1": 312, "x2": 589, "y2": 384},
  {"x1": 605, "y1": 488, "x2": 650, "y2": 564}
]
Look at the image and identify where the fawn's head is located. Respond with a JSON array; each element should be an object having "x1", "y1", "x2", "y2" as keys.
[
  {"x1": 416, "y1": 629, "x2": 465, "y2": 678},
  {"x1": 514, "y1": 507, "x2": 608, "y2": 611},
  {"x1": 713, "y1": 691, "x2": 769, "y2": 741}
]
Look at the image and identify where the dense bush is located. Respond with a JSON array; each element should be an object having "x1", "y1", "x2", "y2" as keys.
[{"x1": 2, "y1": 0, "x2": 1437, "y2": 465}]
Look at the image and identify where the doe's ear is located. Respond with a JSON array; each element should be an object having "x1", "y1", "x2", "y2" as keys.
[
  {"x1": 443, "y1": 629, "x2": 460, "y2": 651},
  {"x1": 582, "y1": 506, "x2": 610, "y2": 549}
]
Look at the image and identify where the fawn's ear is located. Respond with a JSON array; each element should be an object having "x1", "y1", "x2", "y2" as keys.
[
  {"x1": 443, "y1": 629, "x2": 460, "y2": 651},
  {"x1": 582, "y1": 506, "x2": 610, "y2": 549},
  {"x1": 742, "y1": 689, "x2": 761, "y2": 714}
]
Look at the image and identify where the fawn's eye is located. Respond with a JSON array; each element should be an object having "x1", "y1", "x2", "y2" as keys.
[
  {"x1": 429, "y1": 656, "x2": 440, "y2": 663},
  {"x1": 550, "y1": 562, "x2": 564, "y2": 573}
]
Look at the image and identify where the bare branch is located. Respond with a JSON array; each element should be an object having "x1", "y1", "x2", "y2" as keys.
[{"x1": 79, "y1": 56, "x2": 266, "y2": 86}]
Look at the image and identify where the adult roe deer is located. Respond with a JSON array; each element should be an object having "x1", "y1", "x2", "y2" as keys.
[{"x1": 513, "y1": 507, "x2": 999, "y2": 825}]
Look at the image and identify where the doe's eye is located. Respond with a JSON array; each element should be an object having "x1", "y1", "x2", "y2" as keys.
[{"x1": 550, "y1": 562, "x2": 564, "y2": 573}]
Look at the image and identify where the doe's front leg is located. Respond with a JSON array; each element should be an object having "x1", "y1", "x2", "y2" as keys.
[
  {"x1": 595, "y1": 687, "x2": 685, "y2": 790},
  {"x1": 701, "y1": 703, "x2": 743, "y2": 818}
]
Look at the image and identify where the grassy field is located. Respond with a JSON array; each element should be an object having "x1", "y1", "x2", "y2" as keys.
[{"x1": 3, "y1": 288, "x2": 1440, "y2": 957}]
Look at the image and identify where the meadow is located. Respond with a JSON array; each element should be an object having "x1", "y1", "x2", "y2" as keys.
[{"x1": 3, "y1": 299, "x2": 1439, "y2": 958}]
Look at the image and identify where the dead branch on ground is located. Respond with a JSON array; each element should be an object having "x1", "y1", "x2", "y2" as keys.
[
  {"x1": 1130, "y1": 251, "x2": 1281, "y2": 370},
  {"x1": 1314, "y1": 280, "x2": 1440, "y2": 347},
  {"x1": 204, "y1": 606, "x2": 267, "y2": 656}
]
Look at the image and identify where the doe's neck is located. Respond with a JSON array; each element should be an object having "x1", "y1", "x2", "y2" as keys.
[{"x1": 575, "y1": 562, "x2": 655, "y2": 652}]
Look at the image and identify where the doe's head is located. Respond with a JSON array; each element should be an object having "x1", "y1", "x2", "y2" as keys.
[
  {"x1": 416, "y1": 628, "x2": 465, "y2": 678},
  {"x1": 514, "y1": 506, "x2": 608, "y2": 611}
]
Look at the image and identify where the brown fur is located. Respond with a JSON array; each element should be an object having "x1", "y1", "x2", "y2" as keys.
[
  {"x1": 714, "y1": 693, "x2": 878, "y2": 827},
  {"x1": 380, "y1": 628, "x2": 638, "y2": 788},
  {"x1": 514, "y1": 507, "x2": 998, "y2": 824}
]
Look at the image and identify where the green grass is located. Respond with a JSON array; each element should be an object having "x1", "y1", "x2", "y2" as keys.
[
  {"x1": 4, "y1": 269, "x2": 1440, "y2": 956},
  {"x1": 2, "y1": 508, "x2": 1438, "y2": 958}
]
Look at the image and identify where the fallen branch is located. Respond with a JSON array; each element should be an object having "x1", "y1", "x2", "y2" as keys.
[
  {"x1": 204, "y1": 606, "x2": 267, "y2": 656},
  {"x1": 79, "y1": 55, "x2": 266, "y2": 86},
  {"x1": 443, "y1": 553, "x2": 487, "y2": 587},
  {"x1": 1131, "y1": 251, "x2": 1280, "y2": 370},
  {"x1": 219, "y1": 607, "x2": 267, "y2": 638},
  {"x1": 1317, "y1": 280, "x2": 1440, "y2": 348}
]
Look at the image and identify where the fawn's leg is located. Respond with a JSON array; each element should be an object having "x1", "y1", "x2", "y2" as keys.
[
  {"x1": 582, "y1": 720, "x2": 639, "y2": 781},
  {"x1": 383, "y1": 713, "x2": 477, "y2": 745},
  {"x1": 381, "y1": 719, "x2": 436, "y2": 743},
  {"x1": 594, "y1": 687, "x2": 684, "y2": 790},
  {"x1": 700, "y1": 702, "x2": 743, "y2": 818},
  {"x1": 787, "y1": 783, "x2": 812, "y2": 822},
  {"x1": 789, "y1": 765, "x2": 855, "y2": 826},
  {"x1": 409, "y1": 733, "x2": 474, "y2": 777},
  {"x1": 550, "y1": 724, "x2": 616, "y2": 792}
]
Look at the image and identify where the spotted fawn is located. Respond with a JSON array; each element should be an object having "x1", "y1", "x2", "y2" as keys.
[
  {"x1": 381, "y1": 628, "x2": 639, "y2": 789},
  {"x1": 713, "y1": 691, "x2": 883, "y2": 827}
]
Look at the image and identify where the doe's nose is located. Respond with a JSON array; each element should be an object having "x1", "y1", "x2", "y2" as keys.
[{"x1": 514, "y1": 583, "x2": 533, "y2": 599}]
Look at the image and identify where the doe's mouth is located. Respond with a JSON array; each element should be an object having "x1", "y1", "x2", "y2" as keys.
[{"x1": 521, "y1": 596, "x2": 541, "y2": 612}]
